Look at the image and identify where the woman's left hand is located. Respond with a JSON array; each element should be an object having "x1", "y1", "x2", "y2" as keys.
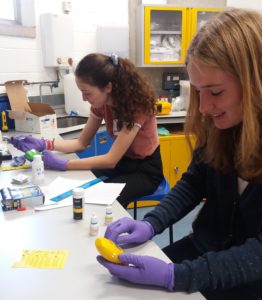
[
  {"x1": 97, "y1": 253, "x2": 174, "y2": 291},
  {"x1": 41, "y1": 150, "x2": 68, "y2": 171}
]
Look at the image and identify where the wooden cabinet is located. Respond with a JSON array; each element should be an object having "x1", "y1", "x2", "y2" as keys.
[
  {"x1": 136, "y1": 5, "x2": 223, "y2": 66},
  {"x1": 159, "y1": 134, "x2": 195, "y2": 187}
]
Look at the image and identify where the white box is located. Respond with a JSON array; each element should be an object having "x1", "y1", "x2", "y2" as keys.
[
  {"x1": 14, "y1": 111, "x2": 57, "y2": 136},
  {"x1": 5, "y1": 80, "x2": 57, "y2": 137}
]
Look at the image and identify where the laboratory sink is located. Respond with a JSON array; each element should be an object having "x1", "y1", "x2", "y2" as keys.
[{"x1": 56, "y1": 116, "x2": 88, "y2": 128}]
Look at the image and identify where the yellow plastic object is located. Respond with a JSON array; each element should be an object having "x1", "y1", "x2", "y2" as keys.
[
  {"x1": 1, "y1": 111, "x2": 9, "y2": 132},
  {"x1": 0, "y1": 164, "x2": 30, "y2": 171},
  {"x1": 95, "y1": 237, "x2": 124, "y2": 264},
  {"x1": 156, "y1": 100, "x2": 172, "y2": 115}
]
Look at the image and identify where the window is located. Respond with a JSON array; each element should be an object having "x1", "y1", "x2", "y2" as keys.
[
  {"x1": 0, "y1": 0, "x2": 36, "y2": 38},
  {"x1": 0, "y1": 0, "x2": 15, "y2": 20}
]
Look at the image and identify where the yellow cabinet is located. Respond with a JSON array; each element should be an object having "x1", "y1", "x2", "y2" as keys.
[
  {"x1": 136, "y1": 5, "x2": 223, "y2": 66},
  {"x1": 127, "y1": 133, "x2": 195, "y2": 209},
  {"x1": 190, "y1": 8, "x2": 224, "y2": 38},
  {"x1": 159, "y1": 134, "x2": 195, "y2": 187}
]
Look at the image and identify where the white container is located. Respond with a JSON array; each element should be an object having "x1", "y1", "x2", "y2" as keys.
[
  {"x1": 73, "y1": 187, "x2": 84, "y2": 220},
  {"x1": 179, "y1": 80, "x2": 191, "y2": 110},
  {"x1": 63, "y1": 73, "x2": 91, "y2": 117},
  {"x1": 40, "y1": 14, "x2": 74, "y2": 67},
  {"x1": 105, "y1": 205, "x2": 113, "y2": 225},
  {"x1": 32, "y1": 155, "x2": 44, "y2": 184},
  {"x1": 90, "y1": 212, "x2": 99, "y2": 236}
]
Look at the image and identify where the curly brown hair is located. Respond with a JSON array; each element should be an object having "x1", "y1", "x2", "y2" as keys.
[{"x1": 75, "y1": 53, "x2": 157, "y2": 130}]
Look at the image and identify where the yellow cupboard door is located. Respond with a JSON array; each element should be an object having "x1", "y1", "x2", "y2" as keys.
[
  {"x1": 144, "y1": 6, "x2": 188, "y2": 65},
  {"x1": 159, "y1": 136, "x2": 172, "y2": 181},
  {"x1": 190, "y1": 8, "x2": 224, "y2": 40},
  {"x1": 170, "y1": 135, "x2": 194, "y2": 187}
]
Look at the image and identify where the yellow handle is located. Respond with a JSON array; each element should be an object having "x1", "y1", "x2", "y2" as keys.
[{"x1": 1, "y1": 111, "x2": 9, "y2": 132}]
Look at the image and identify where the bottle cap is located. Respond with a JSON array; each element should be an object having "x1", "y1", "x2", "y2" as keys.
[
  {"x1": 106, "y1": 205, "x2": 112, "y2": 213},
  {"x1": 33, "y1": 154, "x2": 42, "y2": 162},
  {"x1": 73, "y1": 187, "x2": 84, "y2": 197}
]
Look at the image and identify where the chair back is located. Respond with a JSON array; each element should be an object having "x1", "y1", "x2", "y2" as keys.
[{"x1": 139, "y1": 177, "x2": 170, "y2": 201}]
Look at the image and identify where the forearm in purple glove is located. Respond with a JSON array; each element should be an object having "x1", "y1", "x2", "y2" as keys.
[
  {"x1": 97, "y1": 253, "x2": 174, "y2": 291},
  {"x1": 41, "y1": 150, "x2": 67, "y2": 171},
  {"x1": 104, "y1": 217, "x2": 154, "y2": 245},
  {"x1": 8, "y1": 135, "x2": 46, "y2": 152}
]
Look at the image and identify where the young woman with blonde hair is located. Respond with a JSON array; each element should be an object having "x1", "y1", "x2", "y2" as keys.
[{"x1": 97, "y1": 9, "x2": 262, "y2": 299}]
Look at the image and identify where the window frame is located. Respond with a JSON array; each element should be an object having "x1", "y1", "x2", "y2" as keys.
[{"x1": 0, "y1": 0, "x2": 36, "y2": 38}]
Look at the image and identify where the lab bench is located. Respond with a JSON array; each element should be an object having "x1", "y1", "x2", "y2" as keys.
[{"x1": 0, "y1": 133, "x2": 204, "y2": 300}]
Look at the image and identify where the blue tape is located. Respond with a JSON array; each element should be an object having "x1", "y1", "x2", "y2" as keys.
[{"x1": 50, "y1": 176, "x2": 107, "y2": 202}]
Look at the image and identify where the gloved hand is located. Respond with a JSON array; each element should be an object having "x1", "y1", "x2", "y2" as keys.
[
  {"x1": 97, "y1": 253, "x2": 174, "y2": 291},
  {"x1": 41, "y1": 150, "x2": 67, "y2": 171},
  {"x1": 104, "y1": 217, "x2": 154, "y2": 245},
  {"x1": 8, "y1": 135, "x2": 46, "y2": 152}
]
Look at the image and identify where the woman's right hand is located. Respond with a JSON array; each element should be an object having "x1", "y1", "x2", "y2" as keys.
[
  {"x1": 104, "y1": 217, "x2": 154, "y2": 245},
  {"x1": 8, "y1": 135, "x2": 46, "y2": 152}
]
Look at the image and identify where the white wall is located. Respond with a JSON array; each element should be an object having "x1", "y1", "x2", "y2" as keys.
[
  {"x1": 227, "y1": 0, "x2": 262, "y2": 10},
  {"x1": 0, "y1": 0, "x2": 261, "y2": 98},
  {"x1": 0, "y1": 0, "x2": 128, "y2": 97}
]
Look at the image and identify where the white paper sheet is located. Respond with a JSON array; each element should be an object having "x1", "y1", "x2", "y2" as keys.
[
  {"x1": 84, "y1": 181, "x2": 125, "y2": 205},
  {"x1": 34, "y1": 177, "x2": 125, "y2": 211},
  {"x1": 35, "y1": 177, "x2": 87, "y2": 211}
]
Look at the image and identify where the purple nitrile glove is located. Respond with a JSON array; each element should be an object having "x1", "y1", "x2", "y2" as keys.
[
  {"x1": 104, "y1": 217, "x2": 154, "y2": 245},
  {"x1": 97, "y1": 253, "x2": 174, "y2": 291},
  {"x1": 8, "y1": 135, "x2": 46, "y2": 152},
  {"x1": 41, "y1": 150, "x2": 68, "y2": 171}
]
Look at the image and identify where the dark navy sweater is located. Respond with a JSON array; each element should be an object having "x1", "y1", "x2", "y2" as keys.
[{"x1": 144, "y1": 150, "x2": 262, "y2": 292}]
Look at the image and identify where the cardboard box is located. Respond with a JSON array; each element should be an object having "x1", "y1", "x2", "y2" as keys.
[
  {"x1": 4, "y1": 80, "x2": 57, "y2": 136},
  {"x1": 0, "y1": 184, "x2": 44, "y2": 211}
]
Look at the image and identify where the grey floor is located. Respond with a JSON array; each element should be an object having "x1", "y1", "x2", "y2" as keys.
[{"x1": 127, "y1": 203, "x2": 203, "y2": 249}]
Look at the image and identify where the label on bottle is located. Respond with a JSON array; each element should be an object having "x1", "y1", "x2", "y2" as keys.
[
  {"x1": 89, "y1": 224, "x2": 99, "y2": 236},
  {"x1": 32, "y1": 162, "x2": 44, "y2": 184},
  {"x1": 73, "y1": 196, "x2": 83, "y2": 220},
  {"x1": 105, "y1": 214, "x2": 113, "y2": 225}
]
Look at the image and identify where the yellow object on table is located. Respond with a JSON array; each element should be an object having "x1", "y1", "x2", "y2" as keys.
[
  {"x1": 12, "y1": 249, "x2": 69, "y2": 268},
  {"x1": 156, "y1": 100, "x2": 172, "y2": 115},
  {"x1": 95, "y1": 237, "x2": 124, "y2": 264},
  {"x1": 0, "y1": 164, "x2": 30, "y2": 171}
]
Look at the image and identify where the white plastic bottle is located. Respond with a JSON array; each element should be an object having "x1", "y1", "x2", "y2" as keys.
[
  {"x1": 32, "y1": 154, "x2": 45, "y2": 184},
  {"x1": 90, "y1": 212, "x2": 99, "y2": 236},
  {"x1": 105, "y1": 205, "x2": 113, "y2": 225},
  {"x1": 73, "y1": 187, "x2": 84, "y2": 220}
]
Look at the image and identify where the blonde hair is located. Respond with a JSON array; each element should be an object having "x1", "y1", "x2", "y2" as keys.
[{"x1": 185, "y1": 8, "x2": 262, "y2": 181}]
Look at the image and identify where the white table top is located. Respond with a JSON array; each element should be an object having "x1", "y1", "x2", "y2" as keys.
[{"x1": 0, "y1": 134, "x2": 203, "y2": 300}]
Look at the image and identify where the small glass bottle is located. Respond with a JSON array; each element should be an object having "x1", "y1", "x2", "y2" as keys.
[
  {"x1": 105, "y1": 205, "x2": 113, "y2": 225},
  {"x1": 32, "y1": 154, "x2": 44, "y2": 184},
  {"x1": 73, "y1": 187, "x2": 84, "y2": 220},
  {"x1": 90, "y1": 212, "x2": 99, "y2": 236}
]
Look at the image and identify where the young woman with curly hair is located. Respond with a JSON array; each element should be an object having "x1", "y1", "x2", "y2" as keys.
[{"x1": 10, "y1": 53, "x2": 163, "y2": 208}]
